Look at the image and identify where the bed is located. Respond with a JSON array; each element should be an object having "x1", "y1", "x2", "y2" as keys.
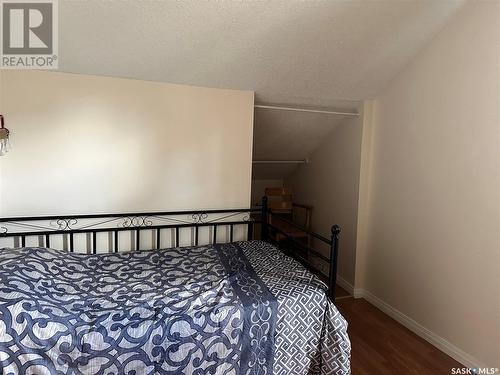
[{"x1": 0, "y1": 199, "x2": 351, "y2": 374}]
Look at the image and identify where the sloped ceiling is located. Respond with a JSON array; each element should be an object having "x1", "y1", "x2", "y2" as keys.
[
  {"x1": 252, "y1": 107, "x2": 356, "y2": 179},
  {"x1": 59, "y1": 0, "x2": 464, "y2": 105}
]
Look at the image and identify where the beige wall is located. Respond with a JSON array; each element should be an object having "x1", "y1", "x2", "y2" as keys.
[
  {"x1": 285, "y1": 114, "x2": 363, "y2": 286},
  {"x1": 0, "y1": 71, "x2": 254, "y2": 216},
  {"x1": 357, "y1": 1, "x2": 499, "y2": 367}
]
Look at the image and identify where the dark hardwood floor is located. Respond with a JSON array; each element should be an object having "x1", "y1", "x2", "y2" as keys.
[
  {"x1": 336, "y1": 294, "x2": 461, "y2": 374},
  {"x1": 334, "y1": 284, "x2": 351, "y2": 298}
]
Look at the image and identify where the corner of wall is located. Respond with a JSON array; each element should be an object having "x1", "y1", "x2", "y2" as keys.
[
  {"x1": 248, "y1": 91, "x2": 256, "y2": 208},
  {"x1": 354, "y1": 100, "x2": 375, "y2": 290}
]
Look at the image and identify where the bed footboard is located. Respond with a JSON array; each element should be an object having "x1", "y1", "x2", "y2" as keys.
[{"x1": 260, "y1": 196, "x2": 341, "y2": 302}]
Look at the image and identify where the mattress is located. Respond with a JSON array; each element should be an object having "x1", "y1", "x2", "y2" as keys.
[{"x1": 0, "y1": 240, "x2": 350, "y2": 374}]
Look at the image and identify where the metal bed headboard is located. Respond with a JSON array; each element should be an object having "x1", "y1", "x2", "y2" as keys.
[
  {"x1": 0, "y1": 198, "x2": 341, "y2": 301},
  {"x1": 0, "y1": 208, "x2": 260, "y2": 252}
]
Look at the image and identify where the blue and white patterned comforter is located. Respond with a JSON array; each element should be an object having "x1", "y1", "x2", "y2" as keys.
[{"x1": 0, "y1": 241, "x2": 350, "y2": 374}]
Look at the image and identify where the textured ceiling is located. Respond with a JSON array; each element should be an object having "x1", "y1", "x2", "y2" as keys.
[{"x1": 59, "y1": 0, "x2": 465, "y2": 105}]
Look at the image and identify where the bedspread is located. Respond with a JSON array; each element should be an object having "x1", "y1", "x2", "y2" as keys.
[{"x1": 0, "y1": 241, "x2": 350, "y2": 374}]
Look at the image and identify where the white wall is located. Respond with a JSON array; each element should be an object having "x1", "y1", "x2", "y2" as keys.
[
  {"x1": 0, "y1": 71, "x2": 254, "y2": 216},
  {"x1": 356, "y1": 1, "x2": 500, "y2": 367},
  {"x1": 285, "y1": 114, "x2": 363, "y2": 286}
]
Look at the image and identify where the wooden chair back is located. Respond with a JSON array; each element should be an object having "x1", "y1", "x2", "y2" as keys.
[{"x1": 264, "y1": 187, "x2": 293, "y2": 213}]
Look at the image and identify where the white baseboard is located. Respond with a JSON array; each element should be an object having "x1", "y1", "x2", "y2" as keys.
[
  {"x1": 352, "y1": 288, "x2": 483, "y2": 369},
  {"x1": 336, "y1": 275, "x2": 354, "y2": 295}
]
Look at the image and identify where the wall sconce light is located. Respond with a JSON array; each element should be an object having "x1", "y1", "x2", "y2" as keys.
[{"x1": 0, "y1": 115, "x2": 11, "y2": 156}]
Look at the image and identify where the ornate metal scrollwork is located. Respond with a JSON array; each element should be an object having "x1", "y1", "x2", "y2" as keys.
[
  {"x1": 191, "y1": 213, "x2": 208, "y2": 224},
  {"x1": 121, "y1": 216, "x2": 153, "y2": 228},
  {"x1": 54, "y1": 218, "x2": 78, "y2": 230},
  {"x1": 0, "y1": 226, "x2": 7, "y2": 235}
]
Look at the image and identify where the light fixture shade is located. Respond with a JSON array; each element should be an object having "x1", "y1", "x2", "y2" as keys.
[{"x1": 0, "y1": 115, "x2": 10, "y2": 156}]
